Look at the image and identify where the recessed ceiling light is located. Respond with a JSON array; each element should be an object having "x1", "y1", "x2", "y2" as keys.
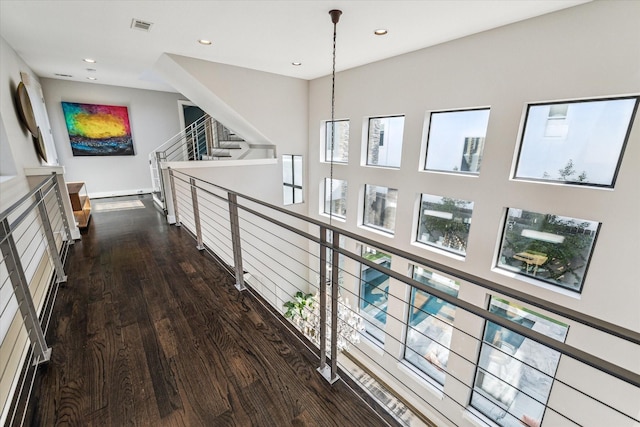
[
  {"x1": 83, "y1": 58, "x2": 96, "y2": 63},
  {"x1": 87, "y1": 76, "x2": 97, "y2": 80},
  {"x1": 292, "y1": 62, "x2": 302, "y2": 66},
  {"x1": 198, "y1": 39, "x2": 212, "y2": 45},
  {"x1": 374, "y1": 29, "x2": 388, "y2": 36}
]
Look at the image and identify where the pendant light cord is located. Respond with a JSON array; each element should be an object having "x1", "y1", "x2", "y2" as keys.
[{"x1": 328, "y1": 10, "x2": 341, "y2": 227}]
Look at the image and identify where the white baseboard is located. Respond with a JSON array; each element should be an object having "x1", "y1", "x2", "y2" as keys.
[{"x1": 167, "y1": 215, "x2": 176, "y2": 224}]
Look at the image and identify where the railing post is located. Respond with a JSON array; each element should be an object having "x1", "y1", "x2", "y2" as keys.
[
  {"x1": 318, "y1": 228, "x2": 340, "y2": 384},
  {"x1": 51, "y1": 173, "x2": 74, "y2": 245},
  {"x1": 155, "y1": 151, "x2": 166, "y2": 205},
  {"x1": 0, "y1": 219, "x2": 52, "y2": 365},
  {"x1": 329, "y1": 229, "x2": 340, "y2": 383},
  {"x1": 190, "y1": 178, "x2": 205, "y2": 251},
  {"x1": 35, "y1": 189, "x2": 67, "y2": 284},
  {"x1": 169, "y1": 169, "x2": 180, "y2": 227},
  {"x1": 318, "y1": 226, "x2": 328, "y2": 374},
  {"x1": 228, "y1": 192, "x2": 246, "y2": 291}
]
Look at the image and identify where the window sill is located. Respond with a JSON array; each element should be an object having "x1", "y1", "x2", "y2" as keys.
[
  {"x1": 411, "y1": 240, "x2": 466, "y2": 262},
  {"x1": 491, "y1": 266, "x2": 582, "y2": 300},
  {"x1": 397, "y1": 360, "x2": 445, "y2": 400}
]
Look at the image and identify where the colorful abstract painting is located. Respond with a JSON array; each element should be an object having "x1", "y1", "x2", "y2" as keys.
[{"x1": 61, "y1": 102, "x2": 134, "y2": 156}]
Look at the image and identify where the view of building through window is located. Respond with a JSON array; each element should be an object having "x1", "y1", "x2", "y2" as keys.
[
  {"x1": 497, "y1": 209, "x2": 599, "y2": 292},
  {"x1": 425, "y1": 108, "x2": 490, "y2": 174},
  {"x1": 363, "y1": 184, "x2": 398, "y2": 233},
  {"x1": 359, "y1": 246, "x2": 391, "y2": 343},
  {"x1": 471, "y1": 297, "x2": 568, "y2": 427},
  {"x1": 404, "y1": 266, "x2": 459, "y2": 385},
  {"x1": 282, "y1": 154, "x2": 303, "y2": 205},
  {"x1": 323, "y1": 178, "x2": 347, "y2": 218},
  {"x1": 515, "y1": 97, "x2": 639, "y2": 187},
  {"x1": 366, "y1": 116, "x2": 405, "y2": 168},
  {"x1": 417, "y1": 194, "x2": 474, "y2": 256},
  {"x1": 324, "y1": 120, "x2": 350, "y2": 163}
]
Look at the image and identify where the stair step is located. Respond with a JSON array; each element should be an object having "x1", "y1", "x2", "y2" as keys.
[
  {"x1": 202, "y1": 154, "x2": 232, "y2": 159},
  {"x1": 217, "y1": 143, "x2": 242, "y2": 149}
]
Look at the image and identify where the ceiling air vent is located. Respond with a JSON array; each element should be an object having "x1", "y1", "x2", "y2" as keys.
[{"x1": 131, "y1": 19, "x2": 153, "y2": 32}]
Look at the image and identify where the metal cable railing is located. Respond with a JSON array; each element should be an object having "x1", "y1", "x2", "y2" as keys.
[
  {"x1": 149, "y1": 115, "x2": 278, "y2": 211},
  {"x1": 0, "y1": 174, "x2": 73, "y2": 427},
  {"x1": 168, "y1": 169, "x2": 639, "y2": 427}
]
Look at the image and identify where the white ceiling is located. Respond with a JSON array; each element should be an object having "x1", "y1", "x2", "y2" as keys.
[{"x1": 1, "y1": 0, "x2": 589, "y2": 93}]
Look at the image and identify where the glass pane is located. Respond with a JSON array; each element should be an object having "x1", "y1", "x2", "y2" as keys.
[
  {"x1": 282, "y1": 155, "x2": 293, "y2": 185},
  {"x1": 363, "y1": 184, "x2": 398, "y2": 233},
  {"x1": 425, "y1": 108, "x2": 490, "y2": 174},
  {"x1": 293, "y1": 187, "x2": 303, "y2": 203},
  {"x1": 324, "y1": 178, "x2": 347, "y2": 217},
  {"x1": 367, "y1": 116, "x2": 405, "y2": 168},
  {"x1": 293, "y1": 155, "x2": 303, "y2": 185},
  {"x1": 471, "y1": 298, "x2": 568, "y2": 427},
  {"x1": 404, "y1": 267, "x2": 460, "y2": 385},
  {"x1": 325, "y1": 120, "x2": 349, "y2": 163},
  {"x1": 360, "y1": 246, "x2": 391, "y2": 343},
  {"x1": 497, "y1": 208, "x2": 598, "y2": 292},
  {"x1": 514, "y1": 97, "x2": 638, "y2": 187},
  {"x1": 283, "y1": 186, "x2": 293, "y2": 205},
  {"x1": 416, "y1": 194, "x2": 474, "y2": 256}
]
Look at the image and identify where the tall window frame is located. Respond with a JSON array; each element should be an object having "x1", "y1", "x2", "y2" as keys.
[
  {"x1": 423, "y1": 107, "x2": 490, "y2": 175},
  {"x1": 513, "y1": 96, "x2": 639, "y2": 188},
  {"x1": 323, "y1": 119, "x2": 350, "y2": 163},
  {"x1": 323, "y1": 178, "x2": 347, "y2": 219},
  {"x1": 416, "y1": 194, "x2": 474, "y2": 257},
  {"x1": 282, "y1": 154, "x2": 303, "y2": 205},
  {"x1": 366, "y1": 115, "x2": 405, "y2": 168},
  {"x1": 404, "y1": 265, "x2": 460, "y2": 386},
  {"x1": 359, "y1": 245, "x2": 391, "y2": 344},
  {"x1": 363, "y1": 184, "x2": 398, "y2": 234},
  {"x1": 470, "y1": 297, "x2": 568, "y2": 427}
]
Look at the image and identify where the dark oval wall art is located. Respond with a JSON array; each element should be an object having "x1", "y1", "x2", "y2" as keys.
[
  {"x1": 16, "y1": 81, "x2": 47, "y2": 162},
  {"x1": 16, "y1": 81, "x2": 37, "y2": 136}
]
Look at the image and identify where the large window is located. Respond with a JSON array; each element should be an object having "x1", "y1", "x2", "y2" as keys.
[
  {"x1": 416, "y1": 194, "x2": 474, "y2": 256},
  {"x1": 404, "y1": 266, "x2": 459, "y2": 385},
  {"x1": 282, "y1": 154, "x2": 303, "y2": 205},
  {"x1": 471, "y1": 297, "x2": 568, "y2": 427},
  {"x1": 359, "y1": 246, "x2": 391, "y2": 343},
  {"x1": 366, "y1": 116, "x2": 405, "y2": 168},
  {"x1": 514, "y1": 96, "x2": 639, "y2": 187},
  {"x1": 323, "y1": 178, "x2": 347, "y2": 218},
  {"x1": 324, "y1": 120, "x2": 349, "y2": 163},
  {"x1": 424, "y1": 108, "x2": 490, "y2": 174},
  {"x1": 497, "y1": 209, "x2": 599, "y2": 292},
  {"x1": 363, "y1": 185, "x2": 398, "y2": 234}
]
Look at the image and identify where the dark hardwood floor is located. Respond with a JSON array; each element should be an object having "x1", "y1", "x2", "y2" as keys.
[{"x1": 24, "y1": 195, "x2": 394, "y2": 427}]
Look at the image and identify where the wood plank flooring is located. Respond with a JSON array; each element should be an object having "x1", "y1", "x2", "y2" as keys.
[{"x1": 23, "y1": 195, "x2": 395, "y2": 427}]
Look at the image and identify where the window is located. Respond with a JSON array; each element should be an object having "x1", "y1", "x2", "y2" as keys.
[
  {"x1": 366, "y1": 116, "x2": 405, "y2": 168},
  {"x1": 424, "y1": 108, "x2": 490, "y2": 174},
  {"x1": 323, "y1": 178, "x2": 347, "y2": 218},
  {"x1": 324, "y1": 120, "x2": 349, "y2": 163},
  {"x1": 363, "y1": 184, "x2": 398, "y2": 234},
  {"x1": 416, "y1": 194, "x2": 474, "y2": 256},
  {"x1": 471, "y1": 297, "x2": 568, "y2": 427},
  {"x1": 359, "y1": 246, "x2": 391, "y2": 343},
  {"x1": 283, "y1": 154, "x2": 303, "y2": 205},
  {"x1": 404, "y1": 266, "x2": 459, "y2": 385},
  {"x1": 497, "y1": 209, "x2": 599, "y2": 292},
  {"x1": 514, "y1": 96, "x2": 639, "y2": 187}
]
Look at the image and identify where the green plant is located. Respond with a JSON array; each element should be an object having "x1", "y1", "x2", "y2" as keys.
[{"x1": 283, "y1": 291, "x2": 314, "y2": 321}]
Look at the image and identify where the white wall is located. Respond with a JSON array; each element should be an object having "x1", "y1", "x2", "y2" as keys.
[
  {"x1": 41, "y1": 78, "x2": 184, "y2": 198},
  {"x1": 0, "y1": 36, "x2": 43, "y2": 202},
  {"x1": 307, "y1": 2, "x2": 639, "y2": 426}
]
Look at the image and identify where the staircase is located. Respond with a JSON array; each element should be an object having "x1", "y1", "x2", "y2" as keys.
[{"x1": 149, "y1": 114, "x2": 276, "y2": 210}]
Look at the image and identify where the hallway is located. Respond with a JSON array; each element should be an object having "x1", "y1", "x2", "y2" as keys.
[{"x1": 24, "y1": 195, "x2": 392, "y2": 426}]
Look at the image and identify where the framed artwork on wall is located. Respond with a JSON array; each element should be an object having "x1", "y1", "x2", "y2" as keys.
[{"x1": 61, "y1": 102, "x2": 135, "y2": 156}]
